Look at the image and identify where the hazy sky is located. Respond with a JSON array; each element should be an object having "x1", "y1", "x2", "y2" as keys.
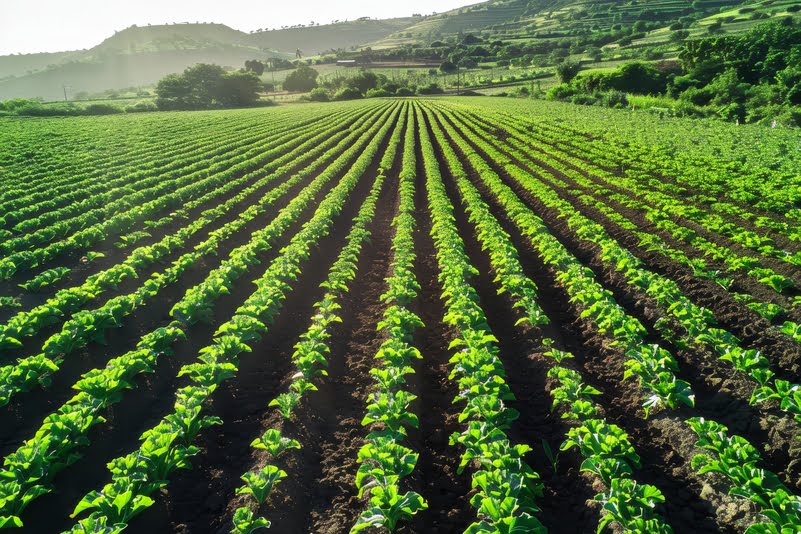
[{"x1": 0, "y1": 0, "x2": 479, "y2": 55}]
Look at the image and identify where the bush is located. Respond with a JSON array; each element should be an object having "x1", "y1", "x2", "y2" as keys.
[
  {"x1": 283, "y1": 65, "x2": 319, "y2": 92},
  {"x1": 606, "y1": 62, "x2": 669, "y2": 94},
  {"x1": 83, "y1": 103, "x2": 123, "y2": 115},
  {"x1": 10, "y1": 102, "x2": 84, "y2": 116},
  {"x1": 680, "y1": 86, "x2": 714, "y2": 106},
  {"x1": 333, "y1": 87, "x2": 362, "y2": 101},
  {"x1": 418, "y1": 83, "x2": 444, "y2": 95},
  {"x1": 670, "y1": 75, "x2": 700, "y2": 95},
  {"x1": 546, "y1": 83, "x2": 577, "y2": 100},
  {"x1": 366, "y1": 88, "x2": 392, "y2": 98},
  {"x1": 395, "y1": 87, "x2": 415, "y2": 96},
  {"x1": 439, "y1": 61, "x2": 457, "y2": 73},
  {"x1": 570, "y1": 94, "x2": 597, "y2": 105},
  {"x1": 673, "y1": 99, "x2": 707, "y2": 118},
  {"x1": 555, "y1": 60, "x2": 582, "y2": 84},
  {"x1": 124, "y1": 101, "x2": 158, "y2": 113},
  {"x1": 215, "y1": 71, "x2": 262, "y2": 108},
  {"x1": 308, "y1": 88, "x2": 330, "y2": 102},
  {"x1": 602, "y1": 90, "x2": 629, "y2": 108},
  {"x1": 345, "y1": 70, "x2": 380, "y2": 93}
]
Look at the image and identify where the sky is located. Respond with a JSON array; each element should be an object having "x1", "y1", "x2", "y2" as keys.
[{"x1": 0, "y1": 0, "x2": 480, "y2": 55}]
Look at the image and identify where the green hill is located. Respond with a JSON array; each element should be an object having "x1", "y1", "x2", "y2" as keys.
[
  {"x1": 245, "y1": 18, "x2": 420, "y2": 55},
  {"x1": 368, "y1": 0, "x2": 798, "y2": 49},
  {"x1": 0, "y1": 23, "x2": 281, "y2": 101},
  {"x1": 0, "y1": 18, "x2": 420, "y2": 101},
  {"x1": 0, "y1": 51, "x2": 78, "y2": 80}
]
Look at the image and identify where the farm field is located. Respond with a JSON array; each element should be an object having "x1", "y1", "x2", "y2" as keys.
[{"x1": 0, "y1": 98, "x2": 800, "y2": 533}]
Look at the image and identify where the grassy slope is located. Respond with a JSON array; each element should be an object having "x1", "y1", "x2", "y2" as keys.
[
  {"x1": 369, "y1": 0, "x2": 795, "y2": 50},
  {"x1": 0, "y1": 19, "x2": 416, "y2": 101},
  {"x1": 246, "y1": 18, "x2": 419, "y2": 55}
]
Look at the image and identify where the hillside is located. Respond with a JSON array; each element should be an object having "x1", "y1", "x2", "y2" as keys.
[
  {"x1": 0, "y1": 23, "x2": 279, "y2": 101},
  {"x1": 0, "y1": 51, "x2": 78, "y2": 80},
  {"x1": 368, "y1": 0, "x2": 795, "y2": 48},
  {"x1": 245, "y1": 18, "x2": 420, "y2": 55},
  {"x1": 0, "y1": 17, "x2": 424, "y2": 101}
]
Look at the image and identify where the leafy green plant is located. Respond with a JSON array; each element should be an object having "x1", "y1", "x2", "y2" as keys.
[
  {"x1": 250, "y1": 430, "x2": 300, "y2": 458},
  {"x1": 235, "y1": 466, "x2": 286, "y2": 504},
  {"x1": 231, "y1": 507, "x2": 270, "y2": 534}
]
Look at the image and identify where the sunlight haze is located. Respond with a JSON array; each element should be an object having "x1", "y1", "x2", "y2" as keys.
[{"x1": 0, "y1": 0, "x2": 479, "y2": 55}]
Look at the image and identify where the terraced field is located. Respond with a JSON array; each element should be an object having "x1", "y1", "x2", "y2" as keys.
[{"x1": 0, "y1": 99, "x2": 799, "y2": 534}]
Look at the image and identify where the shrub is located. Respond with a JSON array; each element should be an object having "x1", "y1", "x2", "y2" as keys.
[
  {"x1": 606, "y1": 62, "x2": 669, "y2": 94},
  {"x1": 124, "y1": 101, "x2": 158, "y2": 113},
  {"x1": 283, "y1": 65, "x2": 319, "y2": 92},
  {"x1": 680, "y1": 86, "x2": 714, "y2": 106},
  {"x1": 439, "y1": 61, "x2": 457, "y2": 73},
  {"x1": 602, "y1": 90, "x2": 629, "y2": 108},
  {"x1": 555, "y1": 60, "x2": 582, "y2": 84},
  {"x1": 333, "y1": 87, "x2": 362, "y2": 101},
  {"x1": 570, "y1": 94, "x2": 597, "y2": 105},
  {"x1": 546, "y1": 83, "x2": 577, "y2": 100},
  {"x1": 366, "y1": 88, "x2": 392, "y2": 98},
  {"x1": 83, "y1": 103, "x2": 123, "y2": 115},
  {"x1": 308, "y1": 88, "x2": 330, "y2": 102},
  {"x1": 418, "y1": 83, "x2": 444, "y2": 95}
]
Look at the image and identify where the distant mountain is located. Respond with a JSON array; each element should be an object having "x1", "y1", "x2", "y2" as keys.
[
  {"x1": 0, "y1": 18, "x2": 423, "y2": 101},
  {"x1": 0, "y1": 23, "x2": 270, "y2": 101},
  {"x1": 245, "y1": 18, "x2": 420, "y2": 55}
]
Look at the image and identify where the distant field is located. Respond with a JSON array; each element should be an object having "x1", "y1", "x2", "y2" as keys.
[{"x1": 0, "y1": 98, "x2": 800, "y2": 533}]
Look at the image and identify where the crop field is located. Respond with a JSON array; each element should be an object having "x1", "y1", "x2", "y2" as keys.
[{"x1": 0, "y1": 98, "x2": 800, "y2": 534}]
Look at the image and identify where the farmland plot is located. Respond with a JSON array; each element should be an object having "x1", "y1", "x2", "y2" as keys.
[{"x1": 0, "y1": 98, "x2": 799, "y2": 534}]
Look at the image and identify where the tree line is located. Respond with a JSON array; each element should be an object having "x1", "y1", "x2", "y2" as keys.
[{"x1": 155, "y1": 64, "x2": 264, "y2": 111}]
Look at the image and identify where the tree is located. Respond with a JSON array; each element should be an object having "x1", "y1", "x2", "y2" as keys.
[
  {"x1": 245, "y1": 60, "x2": 265, "y2": 76},
  {"x1": 439, "y1": 60, "x2": 458, "y2": 73},
  {"x1": 156, "y1": 63, "x2": 262, "y2": 110},
  {"x1": 346, "y1": 69, "x2": 379, "y2": 94},
  {"x1": 183, "y1": 63, "x2": 226, "y2": 108},
  {"x1": 216, "y1": 71, "x2": 262, "y2": 107},
  {"x1": 606, "y1": 62, "x2": 668, "y2": 94},
  {"x1": 670, "y1": 30, "x2": 690, "y2": 43},
  {"x1": 283, "y1": 65, "x2": 319, "y2": 92},
  {"x1": 584, "y1": 46, "x2": 602, "y2": 62},
  {"x1": 555, "y1": 60, "x2": 582, "y2": 84},
  {"x1": 155, "y1": 73, "x2": 193, "y2": 110}
]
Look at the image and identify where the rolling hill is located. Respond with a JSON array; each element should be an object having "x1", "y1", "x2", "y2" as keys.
[
  {"x1": 245, "y1": 18, "x2": 421, "y2": 55},
  {"x1": 0, "y1": 19, "x2": 419, "y2": 101}
]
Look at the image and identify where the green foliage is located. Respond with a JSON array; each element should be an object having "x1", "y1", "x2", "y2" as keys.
[
  {"x1": 555, "y1": 60, "x2": 582, "y2": 84},
  {"x1": 308, "y1": 87, "x2": 330, "y2": 101},
  {"x1": 439, "y1": 60, "x2": 458, "y2": 73},
  {"x1": 333, "y1": 87, "x2": 363, "y2": 101},
  {"x1": 283, "y1": 65, "x2": 319, "y2": 92},
  {"x1": 155, "y1": 64, "x2": 262, "y2": 110}
]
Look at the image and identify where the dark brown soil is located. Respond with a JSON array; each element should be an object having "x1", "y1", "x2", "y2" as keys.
[
  {"x1": 4, "y1": 102, "x2": 799, "y2": 534},
  {"x1": 11, "y1": 117, "x2": 388, "y2": 534},
  {"x1": 423, "y1": 108, "x2": 600, "y2": 533},
  {"x1": 427, "y1": 104, "x2": 757, "y2": 532}
]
